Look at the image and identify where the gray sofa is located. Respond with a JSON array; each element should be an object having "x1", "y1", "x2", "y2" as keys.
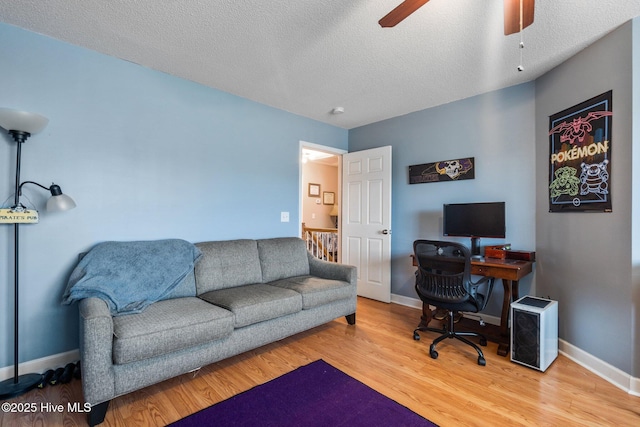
[{"x1": 78, "y1": 237, "x2": 357, "y2": 426}]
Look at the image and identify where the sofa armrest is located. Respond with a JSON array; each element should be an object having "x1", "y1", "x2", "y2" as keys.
[
  {"x1": 79, "y1": 297, "x2": 116, "y2": 405},
  {"x1": 307, "y1": 253, "x2": 357, "y2": 286}
]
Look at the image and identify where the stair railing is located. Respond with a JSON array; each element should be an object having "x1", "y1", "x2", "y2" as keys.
[{"x1": 302, "y1": 223, "x2": 338, "y2": 263}]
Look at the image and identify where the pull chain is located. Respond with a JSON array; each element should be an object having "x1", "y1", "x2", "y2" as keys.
[{"x1": 518, "y1": 0, "x2": 524, "y2": 72}]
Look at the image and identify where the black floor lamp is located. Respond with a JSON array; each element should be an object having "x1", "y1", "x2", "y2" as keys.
[{"x1": 0, "y1": 108, "x2": 76, "y2": 399}]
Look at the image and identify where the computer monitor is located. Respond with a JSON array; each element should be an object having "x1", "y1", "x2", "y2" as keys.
[{"x1": 443, "y1": 202, "x2": 506, "y2": 256}]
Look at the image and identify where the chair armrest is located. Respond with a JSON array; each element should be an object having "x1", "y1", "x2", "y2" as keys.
[
  {"x1": 79, "y1": 297, "x2": 116, "y2": 405},
  {"x1": 471, "y1": 275, "x2": 495, "y2": 287},
  {"x1": 307, "y1": 252, "x2": 357, "y2": 286},
  {"x1": 469, "y1": 275, "x2": 495, "y2": 305}
]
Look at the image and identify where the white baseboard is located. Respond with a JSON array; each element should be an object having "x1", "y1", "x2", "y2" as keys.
[
  {"x1": 0, "y1": 350, "x2": 80, "y2": 382},
  {"x1": 632, "y1": 377, "x2": 640, "y2": 396},
  {"x1": 390, "y1": 293, "x2": 423, "y2": 310},
  {"x1": 559, "y1": 339, "x2": 640, "y2": 396}
]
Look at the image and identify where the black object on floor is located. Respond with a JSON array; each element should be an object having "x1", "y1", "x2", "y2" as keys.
[
  {"x1": 49, "y1": 367, "x2": 64, "y2": 386},
  {"x1": 73, "y1": 361, "x2": 82, "y2": 380},
  {"x1": 37, "y1": 370, "x2": 54, "y2": 388},
  {"x1": 59, "y1": 363, "x2": 75, "y2": 384},
  {"x1": 34, "y1": 361, "x2": 82, "y2": 390}
]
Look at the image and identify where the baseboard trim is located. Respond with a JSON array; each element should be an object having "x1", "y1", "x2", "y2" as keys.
[
  {"x1": 390, "y1": 293, "x2": 640, "y2": 396},
  {"x1": 632, "y1": 377, "x2": 640, "y2": 396},
  {"x1": 559, "y1": 340, "x2": 640, "y2": 396},
  {"x1": 0, "y1": 350, "x2": 80, "y2": 382},
  {"x1": 390, "y1": 293, "x2": 422, "y2": 310}
]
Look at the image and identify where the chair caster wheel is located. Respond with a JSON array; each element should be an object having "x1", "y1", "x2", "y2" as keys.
[
  {"x1": 478, "y1": 356, "x2": 486, "y2": 366},
  {"x1": 413, "y1": 332, "x2": 420, "y2": 341},
  {"x1": 480, "y1": 337, "x2": 487, "y2": 346},
  {"x1": 429, "y1": 345, "x2": 438, "y2": 359}
]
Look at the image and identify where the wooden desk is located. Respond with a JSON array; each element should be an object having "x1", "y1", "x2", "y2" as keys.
[{"x1": 411, "y1": 255, "x2": 533, "y2": 356}]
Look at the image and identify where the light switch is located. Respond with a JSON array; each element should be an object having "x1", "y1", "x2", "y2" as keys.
[{"x1": 280, "y1": 212, "x2": 289, "y2": 222}]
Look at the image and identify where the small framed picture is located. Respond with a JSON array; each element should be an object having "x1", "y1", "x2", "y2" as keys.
[
  {"x1": 323, "y1": 191, "x2": 335, "y2": 205},
  {"x1": 308, "y1": 183, "x2": 321, "y2": 197}
]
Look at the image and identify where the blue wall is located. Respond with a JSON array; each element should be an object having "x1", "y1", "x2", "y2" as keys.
[
  {"x1": 0, "y1": 23, "x2": 348, "y2": 369},
  {"x1": 349, "y1": 83, "x2": 536, "y2": 317}
]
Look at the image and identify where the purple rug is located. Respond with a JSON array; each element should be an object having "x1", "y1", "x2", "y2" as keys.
[{"x1": 169, "y1": 359, "x2": 437, "y2": 427}]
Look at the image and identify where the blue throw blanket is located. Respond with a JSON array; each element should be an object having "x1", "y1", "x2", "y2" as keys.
[{"x1": 63, "y1": 239, "x2": 201, "y2": 316}]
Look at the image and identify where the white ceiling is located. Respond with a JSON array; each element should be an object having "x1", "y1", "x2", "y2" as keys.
[{"x1": 1, "y1": 1, "x2": 639, "y2": 129}]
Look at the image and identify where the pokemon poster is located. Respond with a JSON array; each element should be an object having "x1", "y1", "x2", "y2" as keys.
[{"x1": 548, "y1": 91, "x2": 612, "y2": 212}]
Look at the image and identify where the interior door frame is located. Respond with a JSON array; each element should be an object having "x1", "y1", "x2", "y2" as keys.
[{"x1": 299, "y1": 141, "x2": 347, "y2": 259}]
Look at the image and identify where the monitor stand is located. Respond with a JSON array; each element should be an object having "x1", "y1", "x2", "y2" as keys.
[{"x1": 470, "y1": 237, "x2": 482, "y2": 258}]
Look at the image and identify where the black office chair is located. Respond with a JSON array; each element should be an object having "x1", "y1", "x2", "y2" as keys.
[{"x1": 412, "y1": 240, "x2": 495, "y2": 366}]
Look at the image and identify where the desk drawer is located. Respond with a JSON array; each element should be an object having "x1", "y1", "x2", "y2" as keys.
[{"x1": 472, "y1": 264, "x2": 521, "y2": 281}]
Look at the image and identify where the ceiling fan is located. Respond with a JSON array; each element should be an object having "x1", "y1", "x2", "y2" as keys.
[{"x1": 379, "y1": 0, "x2": 534, "y2": 35}]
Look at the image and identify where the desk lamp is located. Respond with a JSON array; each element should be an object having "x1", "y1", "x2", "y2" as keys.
[{"x1": 0, "y1": 108, "x2": 76, "y2": 399}]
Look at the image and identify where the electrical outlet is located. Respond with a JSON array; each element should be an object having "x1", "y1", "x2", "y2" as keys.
[{"x1": 280, "y1": 212, "x2": 289, "y2": 222}]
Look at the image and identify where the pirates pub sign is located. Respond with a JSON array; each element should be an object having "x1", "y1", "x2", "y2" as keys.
[
  {"x1": 548, "y1": 91, "x2": 612, "y2": 212},
  {"x1": 409, "y1": 157, "x2": 475, "y2": 184}
]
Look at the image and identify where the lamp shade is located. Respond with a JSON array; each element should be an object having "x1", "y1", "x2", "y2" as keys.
[
  {"x1": 0, "y1": 108, "x2": 48, "y2": 134},
  {"x1": 46, "y1": 194, "x2": 76, "y2": 212},
  {"x1": 46, "y1": 185, "x2": 76, "y2": 212},
  {"x1": 329, "y1": 204, "x2": 339, "y2": 216}
]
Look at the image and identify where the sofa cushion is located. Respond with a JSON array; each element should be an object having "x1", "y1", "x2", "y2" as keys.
[
  {"x1": 195, "y1": 240, "x2": 263, "y2": 294},
  {"x1": 199, "y1": 284, "x2": 302, "y2": 328},
  {"x1": 112, "y1": 297, "x2": 234, "y2": 364},
  {"x1": 257, "y1": 238, "x2": 310, "y2": 283},
  {"x1": 270, "y1": 276, "x2": 354, "y2": 309}
]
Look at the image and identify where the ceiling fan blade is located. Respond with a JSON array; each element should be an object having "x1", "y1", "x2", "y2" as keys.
[
  {"x1": 504, "y1": 0, "x2": 535, "y2": 35},
  {"x1": 379, "y1": 0, "x2": 431, "y2": 28}
]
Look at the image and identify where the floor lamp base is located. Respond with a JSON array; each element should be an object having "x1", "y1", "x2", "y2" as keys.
[{"x1": 0, "y1": 373, "x2": 42, "y2": 399}]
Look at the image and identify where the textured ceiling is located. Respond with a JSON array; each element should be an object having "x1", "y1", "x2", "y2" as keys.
[{"x1": 1, "y1": 1, "x2": 639, "y2": 129}]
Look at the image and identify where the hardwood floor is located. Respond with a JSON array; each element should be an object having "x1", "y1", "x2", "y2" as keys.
[{"x1": 2, "y1": 297, "x2": 639, "y2": 426}]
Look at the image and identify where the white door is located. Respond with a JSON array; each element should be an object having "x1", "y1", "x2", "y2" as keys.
[{"x1": 341, "y1": 146, "x2": 392, "y2": 302}]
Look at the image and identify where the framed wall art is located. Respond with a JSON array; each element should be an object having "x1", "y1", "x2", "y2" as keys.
[
  {"x1": 409, "y1": 157, "x2": 475, "y2": 184},
  {"x1": 548, "y1": 90, "x2": 612, "y2": 212},
  {"x1": 308, "y1": 183, "x2": 321, "y2": 197},
  {"x1": 323, "y1": 192, "x2": 335, "y2": 205}
]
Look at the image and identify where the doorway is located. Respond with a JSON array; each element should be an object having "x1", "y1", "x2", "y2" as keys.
[
  {"x1": 299, "y1": 142, "x2": 345, "y2": 262},
  {"x1": 299, "y1": 142, "x2": 393, "y2": 303}
]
